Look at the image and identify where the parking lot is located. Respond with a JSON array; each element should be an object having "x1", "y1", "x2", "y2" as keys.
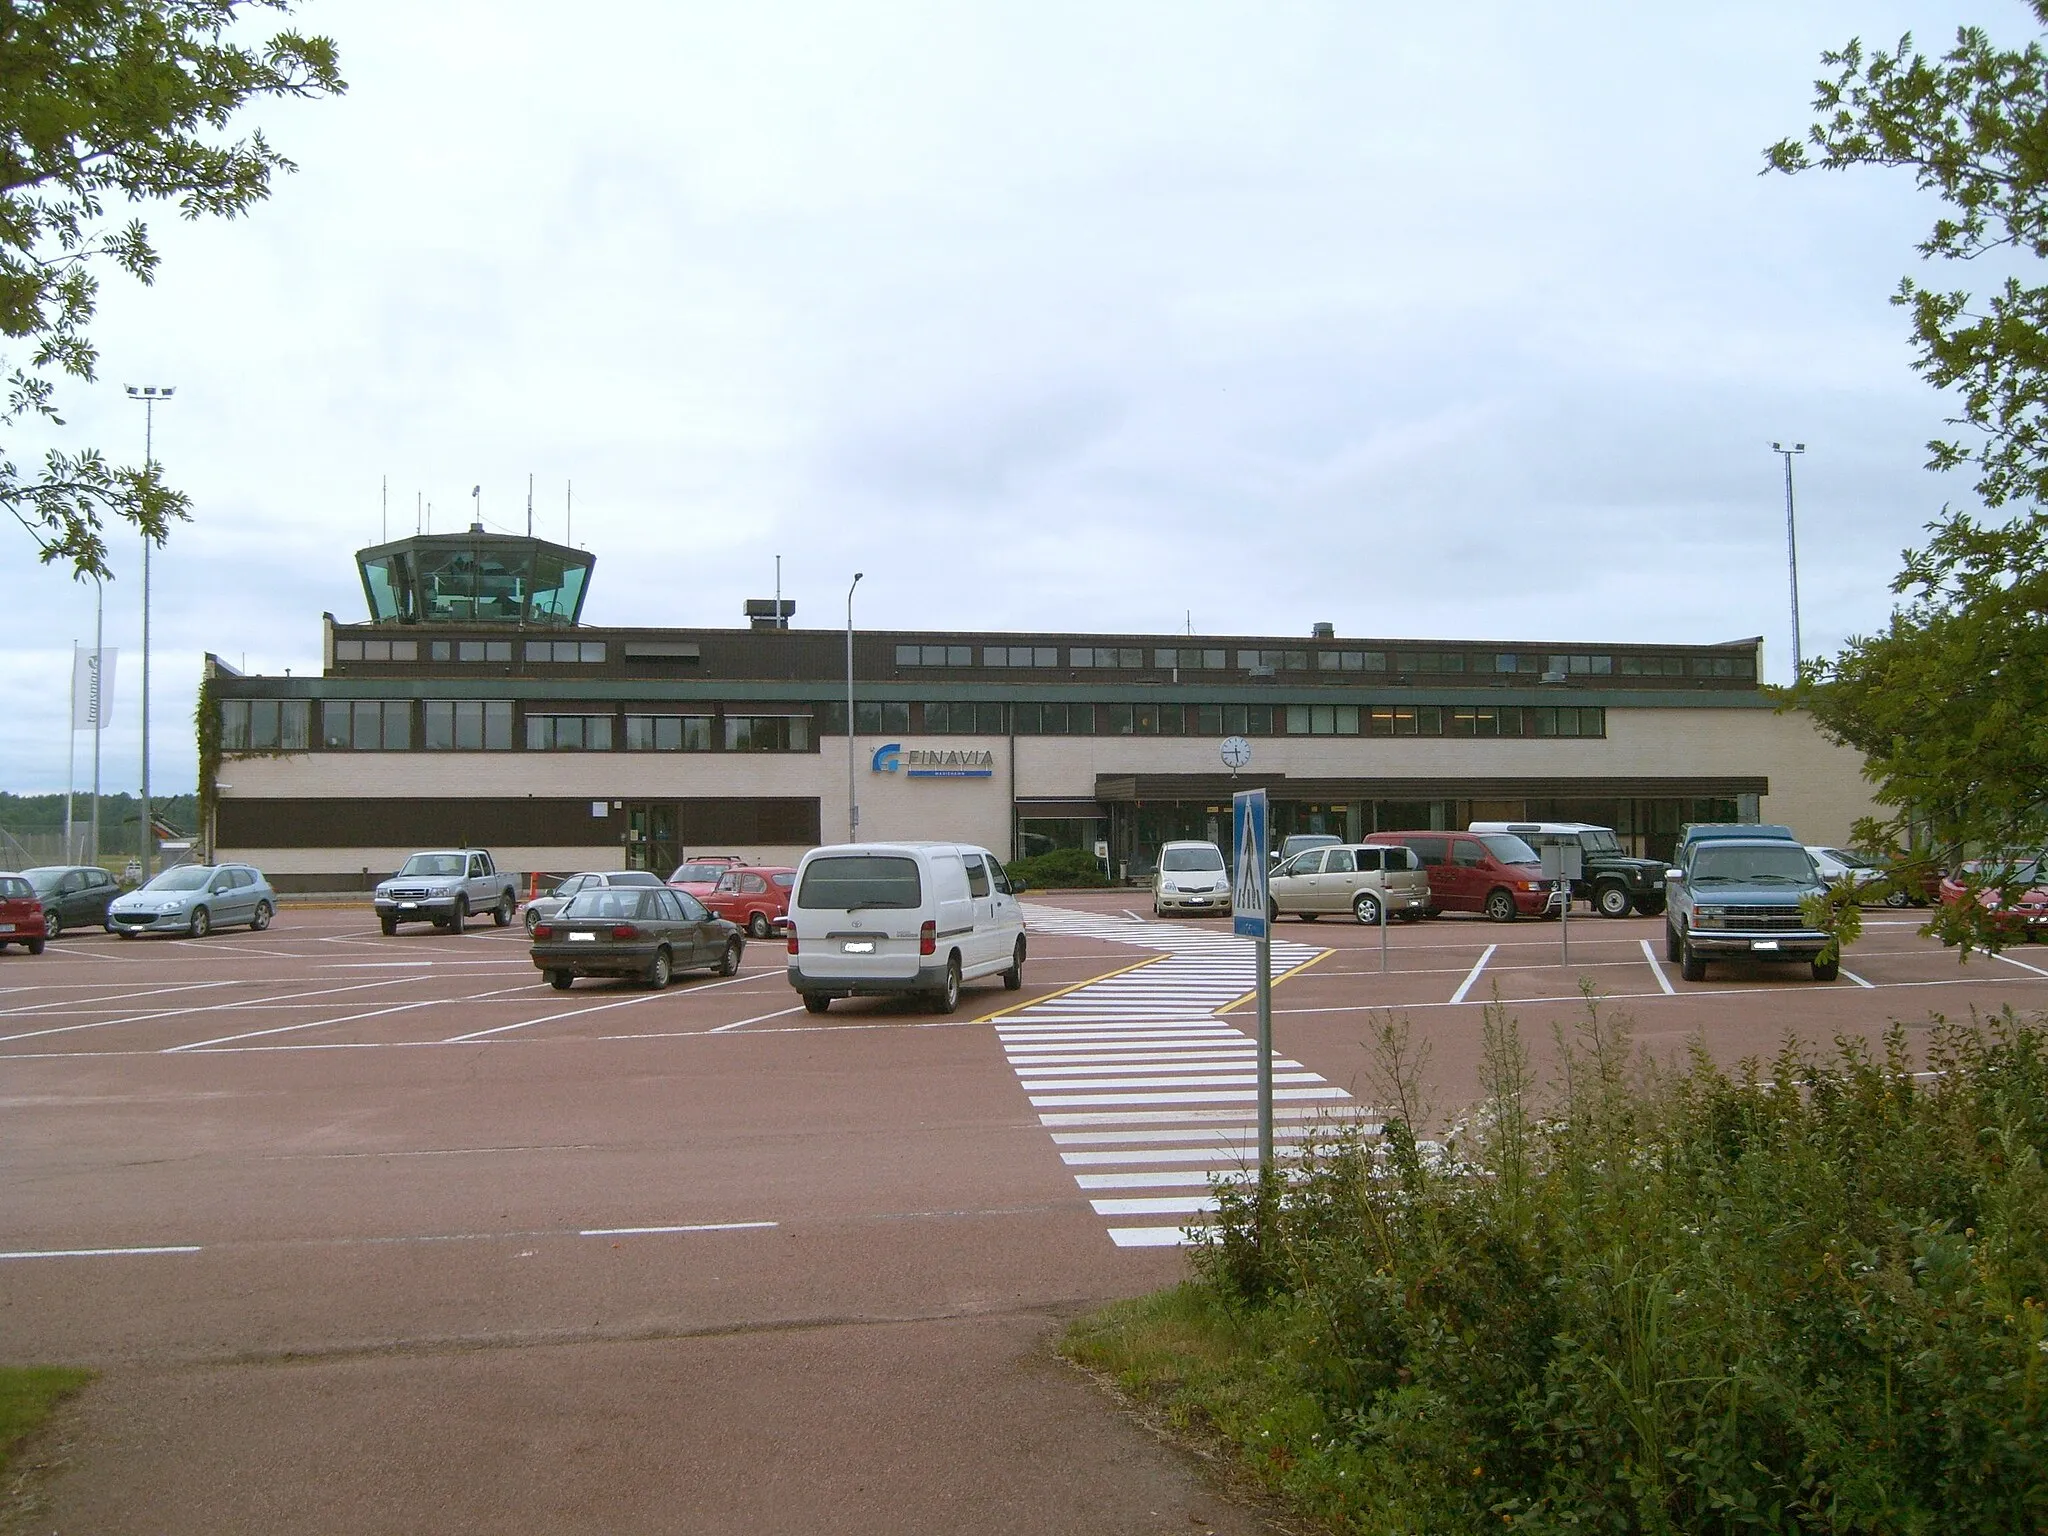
[{"x1": 3, "y1": 893, "x2": 2041, "y2": 1533}]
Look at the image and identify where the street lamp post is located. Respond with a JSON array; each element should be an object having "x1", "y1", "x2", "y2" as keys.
[
  {"x1": 846, "y1": 572, "x2": 863, "y2": 843},
  {"x1": 1772, "y1": 441, "x2": 1806, "y2": 680},
  {"x1": 127, "y1": 384, "x2": 175, "y2": 879}
]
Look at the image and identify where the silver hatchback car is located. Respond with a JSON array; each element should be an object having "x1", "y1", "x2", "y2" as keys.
[{"x1": 108, "y1": 863, "x2": 277, "y2": 938}]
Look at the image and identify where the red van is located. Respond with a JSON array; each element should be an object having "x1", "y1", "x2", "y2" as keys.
[{"x1": 1361, "y1": 831, "x2": 1560, "y2": 922}]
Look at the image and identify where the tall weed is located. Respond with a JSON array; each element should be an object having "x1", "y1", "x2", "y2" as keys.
[{"x1": 1190, "y1": 1004, "x2": 2048, "y2": 1534}]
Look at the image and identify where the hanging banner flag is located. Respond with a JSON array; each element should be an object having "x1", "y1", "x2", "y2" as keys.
[{"x1": 71, "y1": 646, "x2": 117, "y2": 731}]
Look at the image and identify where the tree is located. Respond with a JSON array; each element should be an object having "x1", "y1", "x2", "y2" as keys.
[
  {"x1": 1, "y1": 0, "x2": 343, "y2": 581},
  {"x1": 1769, "y1": 7, "x2": 2048, "y2": 946}
]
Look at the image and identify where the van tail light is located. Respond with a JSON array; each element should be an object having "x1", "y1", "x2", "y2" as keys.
[
  {"x1": 532, "y1": 923, "x2": 553, "y2": 941},
  {"x1": 919, "y1": 920, "x2": 936, "y2": 956},
  {"x1": 609, "y1": 923, "x2": 639, "y2": 940},
  {"x1": 787, "y1": 930, "x2": 800, "y2": 955}
]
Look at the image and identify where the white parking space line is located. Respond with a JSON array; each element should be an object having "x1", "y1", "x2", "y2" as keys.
[
  {"x1": 171, "y1": 982, "x2": 546, "y2": 1051},
  {"x1": 442, "y1": 989, "x2": 678, "y2": 1042},
  {"x1": 579, "y1": 1222, "x2": 778, "y2": 1236},
  {"x1": 1448, "y1": 944, "x2": 1498, "y2": 1005},
  {"x1": 1640, "y1": 939, "x2": 1675, "y2": 995},
  {"x1": 705, "y1": 1006, "x2": 807, "y2": 1034},
  {"x1": 0, "y1": 977, "x2": 437, "y2": 1044},
  {"x1": 0, "y1": 979, "x2": 243, "y2": 1018},
  {"x1": 1840, "y1": 969, "x2": 1877, "y2": 988},
  {"x1": 0, "y1": 1245, "x2": 202, "y2": 1260},
  {"x1": 1993, "y1": 950, "x2": 2048, "y2": 978}
]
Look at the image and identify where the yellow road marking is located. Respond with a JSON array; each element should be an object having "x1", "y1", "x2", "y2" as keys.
[
  {"x1": 1218, "y1": 948, "x2": 1333, "y2": 1014},
  {"x1": 971, "y1": 951, "x2": 1168, "y2": 1024}
]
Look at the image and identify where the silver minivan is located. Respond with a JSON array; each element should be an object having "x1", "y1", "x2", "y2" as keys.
[
  {"x1": 1267, "y1": 843, "x2": 1431, "y2": 925},
  {"x1": 785, "y1": 842, "x2": 1026, "y2": 1015}
]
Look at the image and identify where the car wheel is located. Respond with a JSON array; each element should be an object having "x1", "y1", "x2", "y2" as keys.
[
  {"x1": 524, "y1": 908, "x2": 541, "y2": 935},
  {"x1": 43, "y1": 910, "x2": 62, "y2": 941},
  {"x1": 803, "y1": 993, "x2": 832, "y2": 1014},
  {"x1": 719, "y1": 939, "x2": 743, "y2": 977},
  {"x1": 1267, "y1": 898, "x2": 1279, "y2": 923},
  {"x1": 929, "y1": 956, "x2": 961, "y2": 1014},
  {"x1": 1002, "y1": 938, "x2": 1025, "y2": 990},
  {"x1": 250, "y1": 901, "x2": 273, "y2": 931},
  {"x1": 1352, "y1": 892, "x2": 1382, "y2": 926},
  {"x1": 1484, "y1": 889, "x2": 1518, "y2": 923},
  {"x1": 380, "y1": 915, "x2": 399, "y2": 937},
  {"x1": 188, "y1": 906, "x2": 211, "y2": 939},
  {"x1": 450, "y1": 896, "x2": 469, "y2": 931},
  {"x1": 493, "y1": 894, "x2": 514, "y2": 927},
  {"x1": 1679, "y1": 936, "x2": 1706, "y2": 983},
  {"x1": 1664, "y1": 922, "x2": 1680, "y2": 961},
  {"x1": 1637, "y1": 898, "x2": 1665, "y2": 918},
  {"x1": 25, "y1": 938, "x2": 43, "y2": 955},
  {"x1": 748, "y1": 911, "x2": 771, "y2": 939},
  {"x1": 1594, "y1": 884, "x2": 1633, "y2": 919},
  {"x1": 1812, "y1": 956, "x2": 1840, "y2": 982},
  {"x1": 644, "y1": 947, "x2": 673, "y2": 989},
  {"x1": 548, "y1": 970, "x2": 574, "y2": 991},
  {"x1": 1884, "y1": 888, "x2": 1913, "y2": 909},
  {"x1": 1300, "y1": 912, "x2": 1319, "y2": 922}
]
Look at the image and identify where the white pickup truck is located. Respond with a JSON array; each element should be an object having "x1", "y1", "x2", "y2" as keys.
[{"x1": 373, "y1": 850, "x2": 520, "y2": 935}]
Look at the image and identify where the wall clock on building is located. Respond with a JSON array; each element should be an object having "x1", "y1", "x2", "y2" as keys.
[{"x1": 1219, "y1": 735, "x2": 1253, "y2": 773}]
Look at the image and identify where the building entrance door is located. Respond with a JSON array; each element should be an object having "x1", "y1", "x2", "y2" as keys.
[{"x1": 625, "y1": 802, "x2": 679, "y2": 874}]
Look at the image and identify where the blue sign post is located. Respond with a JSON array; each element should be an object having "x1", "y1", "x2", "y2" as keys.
[{"x1": 1232, "y1": 789, "x2": 1274, "y2": 1182}]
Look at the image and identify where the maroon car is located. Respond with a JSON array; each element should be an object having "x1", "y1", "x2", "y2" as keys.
[
  {"x1": 667, "y1": 856, "x2": 746, "y2": 900},
  {"x1": 0, "y1": 872, "x2": 49, "y2": 954},
  {"x1": 1939, "y1": 858, "x2": 2048, "y2": 941}
]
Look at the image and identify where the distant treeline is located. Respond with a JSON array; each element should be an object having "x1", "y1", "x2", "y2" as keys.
[{"x1": 0, "y1": 792, "x2": 198, "y2": 836}]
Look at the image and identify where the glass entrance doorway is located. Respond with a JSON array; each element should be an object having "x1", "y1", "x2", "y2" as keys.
[{"x1": 625, "y1": 802, "x2": 679, "y2": 874}]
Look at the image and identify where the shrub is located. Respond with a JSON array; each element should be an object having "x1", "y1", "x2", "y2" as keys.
[
  {"x1": 1009, "y1": 846, "x2": 1110, "y2": 889},
  {"x1": 1107, "y1": 1002, "x2": 2048, "y2": 1534}
]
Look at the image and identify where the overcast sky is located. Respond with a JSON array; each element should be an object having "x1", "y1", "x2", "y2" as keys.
[{"x1": 2, "y1": 0, "x2": 2008, "y2": 794}]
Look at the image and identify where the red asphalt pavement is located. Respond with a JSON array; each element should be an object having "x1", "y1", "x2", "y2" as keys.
[{"x1": 2, "y1": 893, "x2": 2037, "y2": 1532}]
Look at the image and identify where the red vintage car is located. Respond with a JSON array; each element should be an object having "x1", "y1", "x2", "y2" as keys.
[
  {"x1": 0, "y1": 871, "x2": 49, "y2": 954},
  {"x1": 702, "y1": 866, "x2": 796, "y2": 939},
  {"x1": 1938, "y1": 858, "x2": 2048, "y2": 940}
]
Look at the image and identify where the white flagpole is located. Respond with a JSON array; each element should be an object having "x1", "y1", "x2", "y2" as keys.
[{"x1": 66, "y1": 644, "x2": 76, "y2": 860}]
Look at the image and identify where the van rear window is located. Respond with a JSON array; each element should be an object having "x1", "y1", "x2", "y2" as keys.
[{"x1": 798, "y1": 855, "x2": 922, "y2": 911}]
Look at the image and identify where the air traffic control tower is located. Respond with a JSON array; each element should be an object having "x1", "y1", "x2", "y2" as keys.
[{"x1": 354, "y1": 524, "x2": 595, "y2": 627}]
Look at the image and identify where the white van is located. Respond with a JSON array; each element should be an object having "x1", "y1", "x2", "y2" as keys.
[{"x1": 785, "y1": 842, "x2": 1026, "y2": 1015}]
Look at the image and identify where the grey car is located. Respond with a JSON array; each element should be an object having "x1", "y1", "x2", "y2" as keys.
[
  {"x1": 108, "y1": 863, "x2": 277, "y2": 939},
  {"x1": 21, "y1": 864, "x2": 120, "y2": 938},
  {"x1": 523, "y1": 869, "x2": 667, "y2": 933}
]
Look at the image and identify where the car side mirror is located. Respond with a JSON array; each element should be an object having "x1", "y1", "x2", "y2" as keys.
[{"x1": 1665, "y1": 868, "x2": 1685, "y2": 882}]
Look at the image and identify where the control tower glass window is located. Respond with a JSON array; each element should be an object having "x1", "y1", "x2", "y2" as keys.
[
  {"x1": 361, "y1": 553, "x2": 416, "y2": 623},
  {"x1": 530, "y1": 555, "x2": 586, "y2": 624}
]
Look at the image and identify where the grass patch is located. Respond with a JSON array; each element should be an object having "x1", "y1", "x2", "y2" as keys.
[
  {"x1": 1062, "y1": 1002, "x2": 2048, "y2": 1534},
  {"x1": 0, "y1": 1366, "x2": 93, "y2": 1479}
]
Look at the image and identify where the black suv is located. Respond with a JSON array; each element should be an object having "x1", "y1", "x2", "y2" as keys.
[{"x1": 1467, "y1": 822, "x2": 1668, "y2": 918}]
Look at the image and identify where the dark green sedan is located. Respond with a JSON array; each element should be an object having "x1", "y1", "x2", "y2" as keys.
[{"x1": 529, "y1": 886, "x2": 744, "y2": 990}]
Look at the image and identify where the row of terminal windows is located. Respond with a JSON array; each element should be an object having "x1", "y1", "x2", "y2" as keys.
[
  {"x1": 225, "y1": 696, "x2": 1610, "y2": 752},
  {"x1": 333, "y1": 638, "x2": 609, "y2": 664},
  {"x1": 892, "y1": 644, "x2": 1752, "y2": 679}
]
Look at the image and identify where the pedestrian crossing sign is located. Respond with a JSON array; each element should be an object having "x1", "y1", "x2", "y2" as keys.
[{"x1": 1232, "y1": 789, "x2": 1268, "y2": 939}]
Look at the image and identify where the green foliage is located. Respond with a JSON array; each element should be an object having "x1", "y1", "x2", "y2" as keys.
[
  {"x1": 1, "y1": 1, "x2": 344, "y2": 580},
  {"x1": 0, "y1": 789, "x2": 196, "y2": 835},
  {"x1": 0, "y1": 1365, "x2": 93, "y2": 1478},
  {"x1": 1770, "y1": 10, "x2": 2048, "y2": 947},
  {"x1": 1007, "y1": 846, "x2": 1110, "y2": 890},
  {"x1": 1074, "y1": 1002, "x2": 2048, "y2": 1534}
]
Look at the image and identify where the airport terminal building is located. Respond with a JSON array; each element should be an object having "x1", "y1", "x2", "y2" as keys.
[{"x1": 203, "y1": 531, "x2": 1878, "y2": 890}]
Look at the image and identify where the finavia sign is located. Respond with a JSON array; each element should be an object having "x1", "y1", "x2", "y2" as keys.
[{"x1": 870, "y1": 743, "x2": 995, "y2": 779}]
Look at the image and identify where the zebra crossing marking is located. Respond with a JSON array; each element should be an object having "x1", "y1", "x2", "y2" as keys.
[{"x1": 1006, "y1": 904, "x2": 1374, "y2": 1248}]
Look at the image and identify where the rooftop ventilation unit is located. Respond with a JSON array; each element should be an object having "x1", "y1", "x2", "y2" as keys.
[
  {"x1": 1311, "y1": 621, "x2": 1335, "y2": 639},
  {"x1": 745, "y1": 598, "x2": 795, "y2": 630}
]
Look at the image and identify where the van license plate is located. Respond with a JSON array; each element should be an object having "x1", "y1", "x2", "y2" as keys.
[
  {"x1": 843, "y1": 940, "x2": 874, "y2": 954},
  {"x1": 568, "y1": 931, "x2": 597, "y2": 942},
  {"x1": 0, "y1": 923, "x2": 12, "y2": 933},
  {"x1": 1752, "y1": 939, "x2": 1780, "y2": 952}
]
